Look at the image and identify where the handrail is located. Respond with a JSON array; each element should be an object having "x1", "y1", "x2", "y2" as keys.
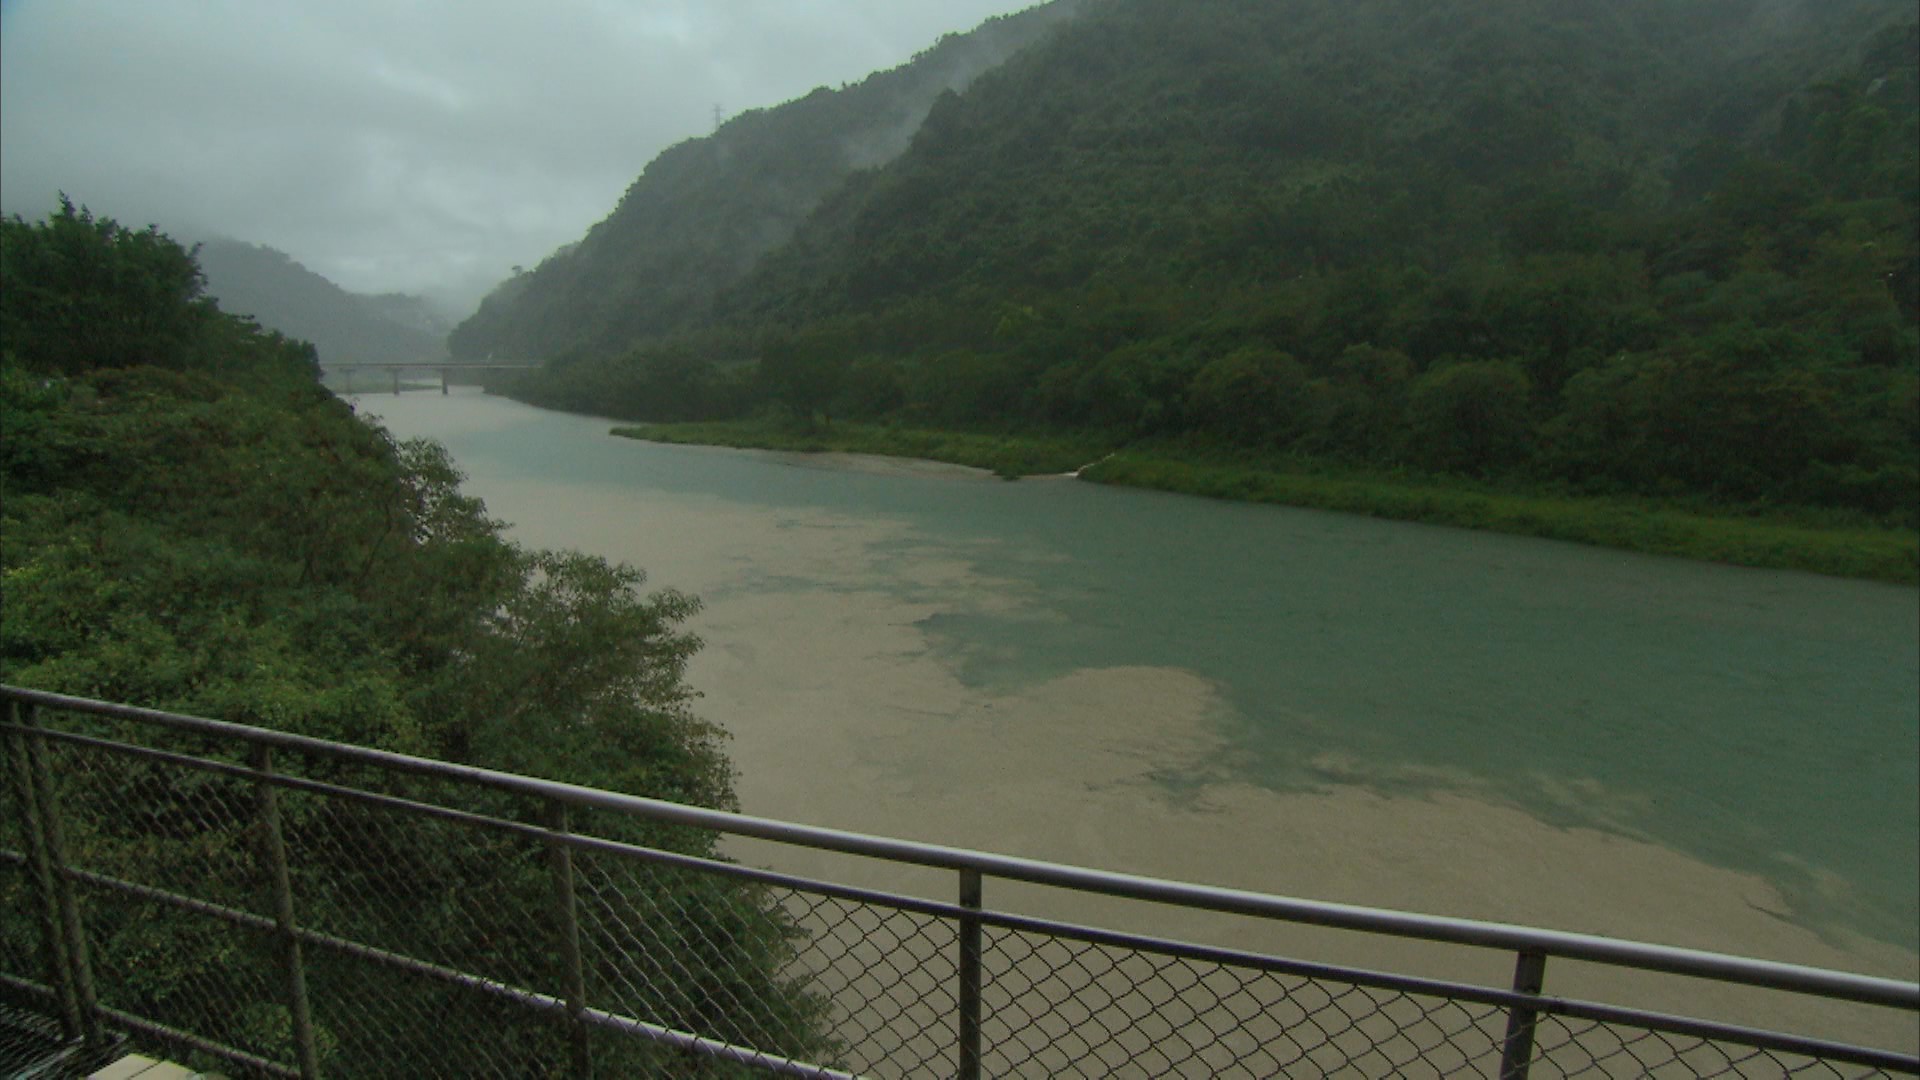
[{"x1": 5, "y1": 683, "x2": 1915, "y2": 1012}]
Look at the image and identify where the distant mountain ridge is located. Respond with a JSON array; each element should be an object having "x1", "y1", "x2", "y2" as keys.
[
  {"x1": 469, "y1": 0, "x2": 1917, "y2": 526},
  {"x1": 461, "y1": 0, "x2": 1912, "y2": 363},
  {"x1": 195, "y1": 238, "x2": 448, "y2": 366},
  {"x1": 448, "y1": 0, "x2": 1087, "y2": 365},
  {"x1": 719, "y1": 0, "x2": 1911, "y2": 322}
]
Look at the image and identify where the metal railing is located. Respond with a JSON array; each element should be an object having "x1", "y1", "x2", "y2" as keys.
[{"x1": 3, "y1": 684, "x2": 1916, "y2": 1078}]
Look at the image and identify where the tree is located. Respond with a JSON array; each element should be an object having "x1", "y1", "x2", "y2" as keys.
[
  {"x1": 1299, "y1": 344, "x2": 1413, "y2": 461},
  {"x1": 758, "y1": 327, "x2": 849, "y2": 426},
  {"x1": 1, "y1": 204, "x2": 831, "y2": 1074},
  {"x1": 1545, "y1": 327, "x2": 1869, "y2": 504},
  {"x1": 1184, "y1": 346, "x2": 1309, "y2": 446},
  {"x1": 484, "y1": 2, "x2": 1919, "y2": 525},
  {"x1": 1407, "y1": 359, "x2": 1535, "y2": 475},
  {"x1": 0, "y1": 197, "x2": 211, "y2": 375}
]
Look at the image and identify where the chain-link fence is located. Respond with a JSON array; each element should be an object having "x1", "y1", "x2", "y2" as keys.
[{"x1": 4, "y1": 685, "x2": 1917, "y2": 1079}]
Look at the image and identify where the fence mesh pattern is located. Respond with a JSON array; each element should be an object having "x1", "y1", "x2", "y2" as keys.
[
  {"x1": 1530, "y1": 1014, "x2": 1908, "y2": 1079},
  {"x1": 3, "y1": 703, "x2": 1915, "y2": 1079},
  {"x1": 981, "y1": 929, "x2": 1507, "y2": 1078},
  {"x1": 774, "y1": 889, "x2": 961, "y2": 1076},
  {"x1": 0, "y1": 853, "x2": 43, "y2": 997}
]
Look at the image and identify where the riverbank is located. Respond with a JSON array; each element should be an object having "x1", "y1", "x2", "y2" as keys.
[
  {"x1": 375, "y1": 392, "x2": 1920, "y2": 971},
  {"x1": 613, "y1": 419, "x2": 1108, "y2": 478},
  {"x1": 611, "y1": 420, "x2": 1919, "y2": 584}
]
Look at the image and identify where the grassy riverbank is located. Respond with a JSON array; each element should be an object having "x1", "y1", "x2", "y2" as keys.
[
  {"x1": 612, "y1": 420, "x2": 1919, "y2": 584},
  {"x1": 614, "y1": 420, "x2": 1111, "y2": 478}
]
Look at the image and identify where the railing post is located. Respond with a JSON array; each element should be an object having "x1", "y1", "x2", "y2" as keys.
[
  {"x1": 958, "y1": 868, "x2": 983, "y2": 1080},
  {"x1": 1499, "y1": 949, "x2": 1547, "y2": 1080},
  {"x1": 545, "y1": 800, "x2": 592, "y2": 1078},
  {"x1": 4, "y1": 701, "x2": 83, "y2": 1040},
  {"x1": 8, "y1": 702, "x2": 105, "y2": 1047},
  {"x1": 253, "y1": 746, "x2": 322, "y2": 1079}
]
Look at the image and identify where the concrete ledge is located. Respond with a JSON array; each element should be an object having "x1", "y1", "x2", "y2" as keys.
[{"x1": 88, "y1": 1054, "x2": 225, "y2": 1080}]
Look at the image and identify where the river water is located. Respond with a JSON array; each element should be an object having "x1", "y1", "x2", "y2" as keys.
[{"x1": 357, "y1": 390, "x2": 1918, "y2": 996}]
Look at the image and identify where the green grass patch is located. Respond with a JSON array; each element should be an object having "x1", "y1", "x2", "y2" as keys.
[
  {"x1": 612, "y1": 420, "x2": 1918, "y2": 584},
  {"x1": 612, "y1": 419, "x2": 1111, "y2": 478},
  {"x1": 1084, "y1": 452, "x2": 1918, "y2": 585}
]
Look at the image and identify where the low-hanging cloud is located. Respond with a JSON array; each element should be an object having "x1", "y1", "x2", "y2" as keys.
[{"x1": 0, "y1": 0, "x2": 1040, "y2": 316}]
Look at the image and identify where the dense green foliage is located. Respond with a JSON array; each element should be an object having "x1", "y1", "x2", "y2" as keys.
[
  {"x1": 615, "y1": 417, "x2": 1111, "y2": 478},
  {"x1": 1, "y1": 202, "x2": 824, "y2": 1074},
  {"x1": 492, "y1": 0, "x2": 1919, "y2": 553},
  {"x1": 1083, "y1": 441, "x2": 1920, "y2": 582},
  {"x1": 618, "y1": 418, "x2": 1917, "y2": 580},
  {"x1": 449, "y1": 1, "x2": 1085, "y2": 366},
  {"x1": 0, "y1": 196, "x2": 223, "y2": 379},
  {"x1": 195, "y1": 238, "x2": 450, "y2": 366}
]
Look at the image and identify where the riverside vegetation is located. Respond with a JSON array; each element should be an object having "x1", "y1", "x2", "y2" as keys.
[
  {"x1": 614, "y1": 418, "x2": 1918, "y2": 582},
  {"x1": 461, "y1": 0, "x2": 1918, "y2": 582},
  {"x1": 0, "y1": 201, "x2": 827, "y2": 1073}
]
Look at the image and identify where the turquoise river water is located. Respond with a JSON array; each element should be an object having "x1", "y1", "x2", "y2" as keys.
[{"x1": 360, "y1": 390, "x2": 1918, "y2": 972}]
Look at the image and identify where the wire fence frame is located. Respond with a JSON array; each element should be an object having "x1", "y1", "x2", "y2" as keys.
[{"x1": 1, "y1": 684, "x2": 1915, "y2": 1079}]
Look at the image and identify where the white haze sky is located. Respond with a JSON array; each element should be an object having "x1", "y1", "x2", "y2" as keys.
[{"x1": 0, "y1": 1, "x2": 1039, "y2": 315}]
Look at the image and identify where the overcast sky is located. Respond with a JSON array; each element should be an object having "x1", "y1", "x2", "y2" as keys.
[{"x1": 0, "y1": 1, "x2": 1040, "y2": 315}]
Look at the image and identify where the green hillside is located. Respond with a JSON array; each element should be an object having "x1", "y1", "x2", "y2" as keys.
[
  {"x1": 447, "y1": 1, "x2": 1086, "y2": 367},
  {"x1": 1, "y1": 200, "x2": 825, "y2": 1073},
  {"x1": 480, "y1": 0, "x2": 1918, "y2": 559},
  {"x1": 196, "y1": 238, "x2": 448, "y2": 365}
]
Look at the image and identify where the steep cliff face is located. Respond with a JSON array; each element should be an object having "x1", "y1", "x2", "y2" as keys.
[{"x1": 448, "y1": 2, "x2": 1086, "y2": 364}]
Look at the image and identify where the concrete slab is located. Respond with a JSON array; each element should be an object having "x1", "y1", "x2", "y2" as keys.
[{"x1": 88, "y1": 1055, "x2": 215, "y2": 1079}]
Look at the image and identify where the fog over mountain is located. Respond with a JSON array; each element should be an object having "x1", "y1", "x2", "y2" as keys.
[
  {"x1": 484, "y1": 0, "x2": 1916, "y2": 530},
  {"x1": 0, "y1": 1, "x2": 1047, "y2": 316},
  {"x1": 193, "y1": 238, "x2": 451, "y2": 366},
  {"x1": 450, "y1": 2, "x2": 1085, "y2": 364}
]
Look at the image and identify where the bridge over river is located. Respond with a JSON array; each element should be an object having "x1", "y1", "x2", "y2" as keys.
[{"x1": 318, "y1": 361, "x2": 539, "y2": 395}]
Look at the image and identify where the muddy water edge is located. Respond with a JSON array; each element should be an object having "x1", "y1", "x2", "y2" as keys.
[{"x1": 357, "y1": 389, "x2": 1920, "y2": 1052}]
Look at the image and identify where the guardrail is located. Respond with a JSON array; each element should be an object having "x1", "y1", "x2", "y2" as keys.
[{"x1": 3, "y1": 684, "x2": 1915, "y2": 1077}]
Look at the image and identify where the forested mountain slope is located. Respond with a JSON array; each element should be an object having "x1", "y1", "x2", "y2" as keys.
[
  {"x1": 1, "y1": 202, "x2": 823, "y2": 1072},
  {"x1": 725, "y1": 0, "x2": 1908, "y2": 320},
  {"x1": 195, "y1": 238, "x2": 448, "y2": 365},
  {"x1": 447, "y1": 1, "x2": 1085, "y2": 366},
  {"x1": 500, "y1": 0, "x2": 1918, "y2": 528}
]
